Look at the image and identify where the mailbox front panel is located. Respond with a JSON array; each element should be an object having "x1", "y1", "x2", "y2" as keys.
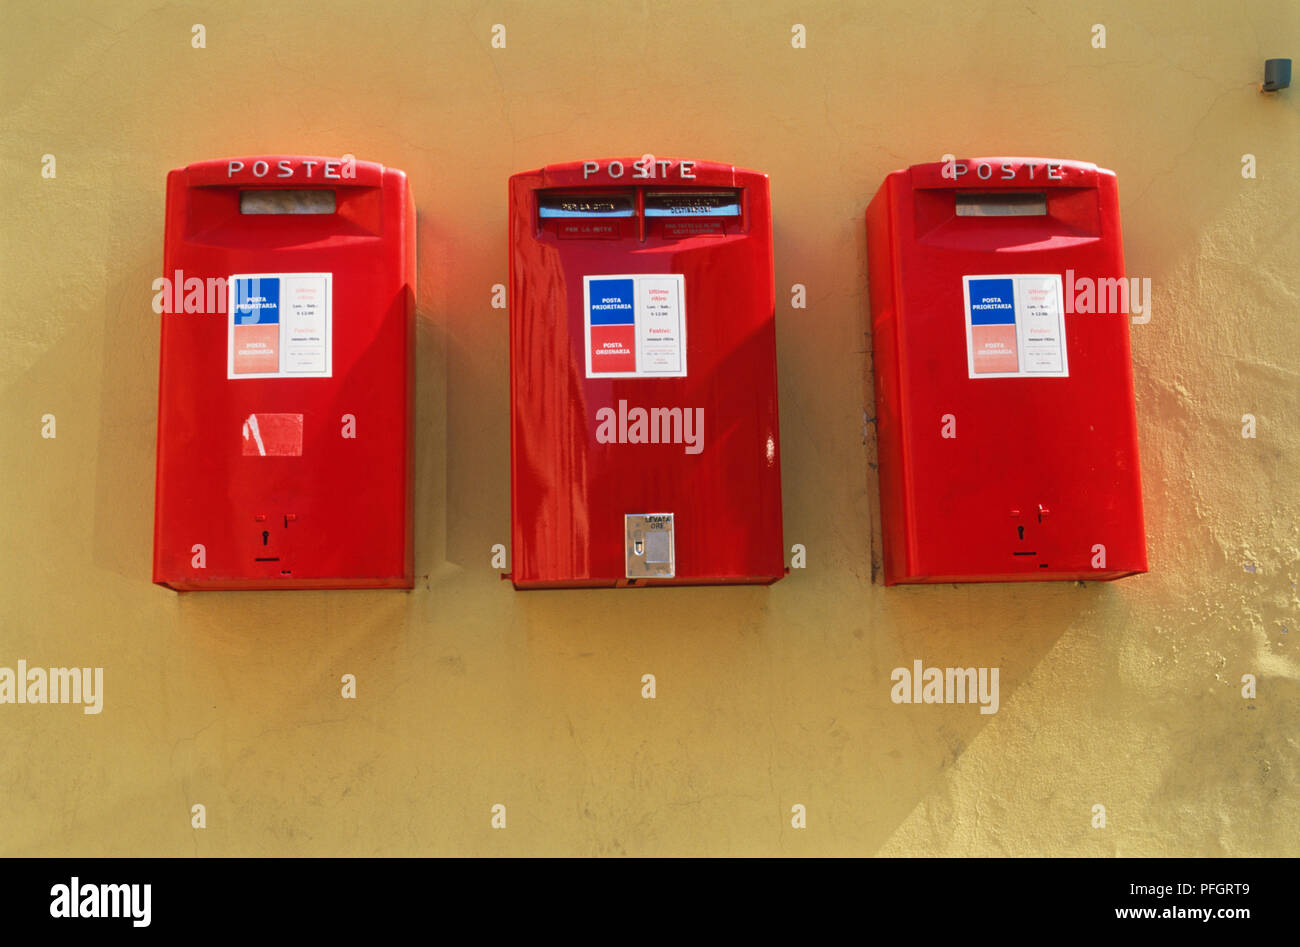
[
  {"x1": 867, "y1": 157, "x2": 1147, "y2": 584},
  {"x1": 153, "y1": 155, "x2": 415, "y2": 590},
  {"x1": 509, "y1": 157, "x2": 784, "y2": 588}
]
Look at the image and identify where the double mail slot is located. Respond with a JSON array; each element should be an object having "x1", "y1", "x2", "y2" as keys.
[{"x1": 536, "y1": 188, "x2": 744, "y2": 240}]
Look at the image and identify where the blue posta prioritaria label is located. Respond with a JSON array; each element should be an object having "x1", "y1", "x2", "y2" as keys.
[
  {"x1": 962, "y1": 274, "x2": 1068, "y2": 379},
  {"x1": 228, "y1": 273, "x2": 332, "y2": 379},
  {"x1": 583, "y1": 274, "x2": 686, "y2": 378}
]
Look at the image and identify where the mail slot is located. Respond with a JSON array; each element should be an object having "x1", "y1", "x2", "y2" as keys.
[
  {"x1": 508, "y1": 157, "x2": 784, "y2": 587},
  {"x1": 152, "y1": 155, "x2": 415, "y2": 589},
  {"x1": 866, "y1": 157, "x2": 1147, "y2": 584}
]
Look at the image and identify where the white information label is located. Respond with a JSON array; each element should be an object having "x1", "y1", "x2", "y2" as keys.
[
  {"x1": 962, "y1": 274, "x2": 1068, "y2": 379},
  {"x1": 283, "y1": 275, "x2": 328, "y2": 373},
  {"x1": 228, "y1": 273, "x2": 333, "y2": 379},
  {"x1": 584, "y1": 274, "x2": 687, "y2": 378}
]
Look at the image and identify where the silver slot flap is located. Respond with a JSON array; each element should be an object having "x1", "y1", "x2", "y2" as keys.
[
  {"x1": 955, "y1": 192, "x2": 1047, "y2": 217},
  {"x1": 538, "y1": 193, "x2": 635, "y2": 218},
  {"x1": 644, "y1": 190, "x2": 741, "y2": 217}
]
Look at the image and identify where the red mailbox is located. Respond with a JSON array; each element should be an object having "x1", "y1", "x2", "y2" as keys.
[
  {"x1": 509, "y1": 156, "x2": 784, "y2": 587},
  {"x1": 153, "y1": 155, "x2": 415, "y2": 590},
  {"x1": 866, "y1": 157, "x2": 1147, "y2": 584}
]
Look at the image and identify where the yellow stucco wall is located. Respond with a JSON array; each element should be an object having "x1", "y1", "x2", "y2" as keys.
[{"x1": 1, "y1": 0, "x2": 1296, "y2": 857}]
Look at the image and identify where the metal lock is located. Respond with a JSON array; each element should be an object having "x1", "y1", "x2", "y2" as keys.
[{"x1": 625, "y1": 513, "x2": 675, "y2": 580}]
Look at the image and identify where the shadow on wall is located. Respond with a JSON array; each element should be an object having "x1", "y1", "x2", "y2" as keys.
[
  {"x1": 500, "y1": 575, "x2": 1109, "y2": 853},
  {"x1": 91, "y1": 252, "x2": 160, "y2": 583}
]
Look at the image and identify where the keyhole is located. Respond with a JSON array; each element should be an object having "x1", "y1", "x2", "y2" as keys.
[
  {"x1": 262, "y1": 530, "x2": 269, "y2": 546},
  {"x1": 1017, "y1": 526, "x2": 1024, "y2": 541}
]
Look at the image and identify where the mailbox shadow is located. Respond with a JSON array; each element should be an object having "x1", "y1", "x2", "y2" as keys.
[
  {"x1": 490, "y1": 204, "x2": 1108, "y2": 855},
  {"x1": 90, "y1": 253, "x2": 163, "y2": 584},
  {"x1": 852, "y1": 203, "x2": 1124, "y2": 854}
]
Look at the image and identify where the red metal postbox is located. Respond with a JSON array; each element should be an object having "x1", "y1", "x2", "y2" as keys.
[
  {"x1": 866, "y1": 157, "x2": 1147, "y2": 584},
  {"x1": 509, "y1": 156, "x2": 784, "y2": 588},
  {"x1": 153, "y1": 155, "x2": 415, "y2": 590}
]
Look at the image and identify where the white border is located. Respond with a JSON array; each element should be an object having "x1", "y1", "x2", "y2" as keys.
[
  {"x1": 962, "y1": 273, "x2": 1069, "y2": 380},
  {"x1": 583, "y1": 274, "x2": 688, "y2": 379},
  {"x1": 227, "y1": 272, "x2": 333, "y2": 380}
]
